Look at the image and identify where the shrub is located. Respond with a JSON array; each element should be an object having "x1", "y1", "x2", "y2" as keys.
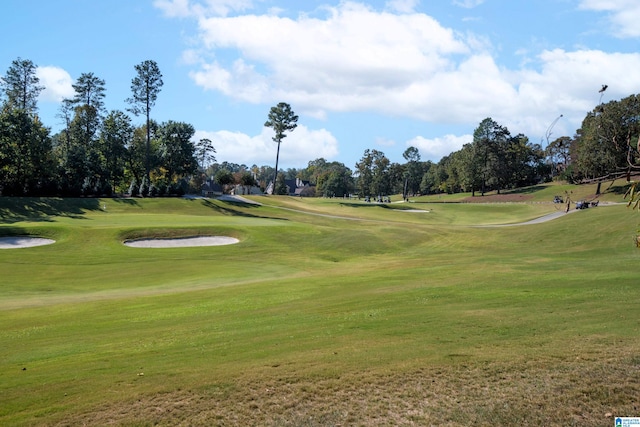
[
  {"x1": 139, "y1": 177, "x2": 150, "y2": 197},
  {"x1": 128, "y1": 179, "x2": 139, "y2": 197}
]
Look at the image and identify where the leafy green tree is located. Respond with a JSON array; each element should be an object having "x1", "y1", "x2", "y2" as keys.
[
  {"x1": 69, "y1": 103, "x2": 101, "y2": 148},
  {"x1": 403, "y1": 146, "x2": 422, "y2": 198},
  {"x1": 53, "y1": 73, "x2": 108, "y2": 195},
  {"x1": 355, "y1": 150, "x2": 373, "y2": 197},
  {"x1": 125, "y1": 124, "x2": 150, "y2": 187},
  {"x1": 427, "y1": 160, "x2": 449, "y2": 193},
  {"x1": 126, "y1": 60, "x2": 163, "y2": 182},
  {"x1": 573, "y1": 95, "x2": 640, "y2": 188},
  {"x1": 546, "y1": 136, "x2": 572, "y2": 179},
  {"x1": 189, "y1": 138, "x2": 215, "y2": 192},
  {"x1": 355, "y1": 149, "x2": 389, "y2": 197},
  {"x1": 300, "y1": 158, "x2": 328, "y2": 183},
  {"x1": 442, "y1": 153, "x2": 463, "y2": 193},
  {"x1": 387, "y1": 162, "x2": 406, "y2": 195},
  {"x1": 214, "y1": 168, "x2": 234, "y2": 194},
  {"x1": 315, "y1": 161, "x2": 353, "y2": 197},
  {"x1": 419, "y1": 161, "x2": 438, "y2": 194},
  {"x1": 274, "y1": 172, "x2": 288, "y2": 195},
  {"x1": 56, "y1": 104, "x2": 102, "y2": 195},
  {"x1": 71, "y1": 72, "x2": 106, "y2": 112},
  {"x1": 473, "y1": 117, "x2": 510, "y2": 195},
  {"x1": 157, "y1": 121, "x2": 198, "y2": 183},
  {"x1": 457, "y1": 143, "x2": 481, "y2": 195},
  {"x1": 283, "y1": 168, "x2": 299, "y2": 180},
  {"x1": 371, "y1": 150, "x2": 390, "y2": 196},
  {"x1": 195, "y1": 138, "x2": 216, "y2": 171},
  {"x1": 437, "y1": 122, "x2": 544, "y2": 195},
  {"x1": 238, "y1": 170, "x2": 256, "y2": 195},
  {"x1": 596, "y1": 95, "x2": 640, "y2": 163},
  {"x1": 264, "y1": 102, "x2": 298, "y2": 193},
  {"x1": 55, "y1": 98, "x2": 75, "y2": 155},
  {"x1": 507, "y1": 134, "x2": 545, "y2": 188},
  {"x1": 245, "y1": 164, "x2": 274, "y2": 192},
  {"x1": 573, "y1": 112, "x2": 620, "y2": 183},
  {"x1": 1, "y1": 58, "x2": 43, "y2": 114},
  {"x1": 70, "y1": 72, "x2": 106, "y2": 143},
  {"x1": 0, "y1": 109, "x2": 54, "y2": 195},
  {"x1": 99, "y1": 110, "x2": 133, "y2": 193},
  {"x1": 0, "y1": 59, "x2": 53, "y2": 195}
]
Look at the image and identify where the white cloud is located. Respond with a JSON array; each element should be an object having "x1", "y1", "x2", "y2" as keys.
[
  {"x1": 180, "y1": 49, "x2": 202, "y2": 65},
  {"x1": 191, "y1": 2, "x2": 469, "y2": 117},
  {"x1": 404, "y1": 47, "x2": 640, "y2": 157},
  {"x1": 402, "y1": 48, "x2": 640, "y2": 143},
  {"x1": 190, "y1": 59, "x2": 269, "y2": 103},
  {"x1": 408, "y1": 134, "x2": 471, "y2": 161},
  {"x1": 154, "y1": 0, "x2": 192, "y2": 17},
  {"x1": 507, "y1": 48, "x2": 640, "y2": 138},
  {"x1": 158, "y1": 1, "x2": 640, "y2": 160},
  {"x1": 194, "y1": 125, "x2": 339, "y2": 167},
  {"x1": 36, "y1": 66, "x2": 74, "y2": 102},
  {"x1": 578, "y1": 0, "x2": 640, "y2": 38}
]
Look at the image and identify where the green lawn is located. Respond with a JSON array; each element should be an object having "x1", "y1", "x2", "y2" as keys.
[{"x1": 1, "y1": 182, "x2": 639, "y2": 426}]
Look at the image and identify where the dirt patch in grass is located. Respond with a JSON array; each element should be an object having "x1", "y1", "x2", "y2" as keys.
[
  {"x1": 54, "y1": 353, "x2": 640, "y2": 426},
  {"x1": 462, "y1": 194, "x2": 535, "y2": 203}
]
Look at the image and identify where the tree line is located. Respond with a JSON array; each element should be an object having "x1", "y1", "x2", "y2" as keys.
[
  {"x1": 0, "y1": 57, "x2": 213, "y2": 197},
  {"x1": 351, "y1": 98, "x2": 639, "y2": 198},
  {"x1": 548, "y1": 93, "x2": 640, "y2": 187},
  {"x1": 2, "y1": 57, "x2": 638, "y2": 198},
  {"x1": 351, "y1": 94, "x2": 640, "y2": 198}
]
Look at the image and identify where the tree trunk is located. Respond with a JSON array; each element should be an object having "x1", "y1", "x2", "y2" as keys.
[
  {"x1": 272, "y1": 139, "x2": 281, "y2": 195},
  {"x1": 145, "y1": 91, "x2": 151, "y2": 183}
]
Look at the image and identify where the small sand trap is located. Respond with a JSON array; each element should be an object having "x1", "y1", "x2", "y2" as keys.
[
  {"x1": 400, "y1": 209, "x2": 429, "y2": 213},
  {"x1": 0, "y1": 237, "x2": 56, "y2": 249},
  {"x1": 124, "y1": 236, "x2": 239, "y2": 248}
]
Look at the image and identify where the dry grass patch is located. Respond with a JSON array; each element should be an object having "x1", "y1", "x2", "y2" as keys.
[{"x1": 54, "y1": 349, "x2": 640, "y2": 427}]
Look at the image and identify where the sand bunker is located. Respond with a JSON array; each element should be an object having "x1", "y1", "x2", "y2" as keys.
[
  {"x1": 124, "y1": 236, "x2": 239, "y2": 248},
  {"x1": 0, "y1": 237, "x2": 56, "y2": 249}
]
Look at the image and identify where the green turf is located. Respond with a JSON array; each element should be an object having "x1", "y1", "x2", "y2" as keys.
[{"x1": 1, "y1": 181, "x2": 639, "y2": 426}]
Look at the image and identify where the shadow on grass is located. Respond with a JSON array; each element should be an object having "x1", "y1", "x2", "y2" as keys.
[
  {"x1": 112, "y1": 198, "x2": 140, "y2": 206},
  {"x1": 0, "y1": 198, "x2": 101, "y2": 223},
  {"x1": 604, "y1": 181, "x2": 633, "y2": 196},
  {"x1": 339, "y1": 202, "x2": 393, "y2": 209},
  {"x1": 0, "y1": 225, "x2": 29, "y2": 237},
  {"x1": 200, "y1": 199, "x2": 287, "y2": 220},
  {"x1": 503, "y1": 185, "x2": 547, "y2": 195}
]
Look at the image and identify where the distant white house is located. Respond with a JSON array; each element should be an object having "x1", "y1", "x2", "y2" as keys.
[
  {"x1": 202, "y1": 179, "x2": 263, "y2": 197},
  {"x1": 230, "y1": 184, "x2": 262, "y2": 196},
  {"x1": 266, "y1": 178, "x2": 315, "y2": 196}
]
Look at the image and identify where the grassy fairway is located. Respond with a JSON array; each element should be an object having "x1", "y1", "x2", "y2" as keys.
[{"x1": 1, "y1": 186, "x2": 639, "y2": 426}]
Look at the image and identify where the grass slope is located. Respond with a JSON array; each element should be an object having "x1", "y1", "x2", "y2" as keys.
[{"x1": 1, "y1": 182, "x2": 639, "y2": 426}]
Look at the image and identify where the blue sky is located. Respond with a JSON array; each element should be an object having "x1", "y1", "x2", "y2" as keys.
[{"x1": 2, "y1": 0, "x2": 640, "y2": 169}]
